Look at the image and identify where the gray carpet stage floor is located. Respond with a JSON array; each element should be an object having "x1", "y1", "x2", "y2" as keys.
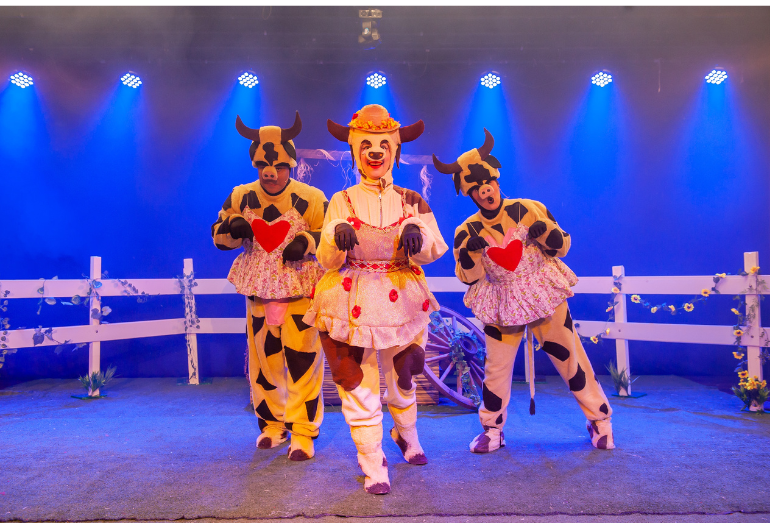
[{"x1": 1, "y1": 375, "x2": 769, "y2": 521}]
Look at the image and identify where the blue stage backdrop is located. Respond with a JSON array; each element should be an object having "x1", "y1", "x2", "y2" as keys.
[{"x1": 1, "y1": 6, "x2": 768, "y2": 381}]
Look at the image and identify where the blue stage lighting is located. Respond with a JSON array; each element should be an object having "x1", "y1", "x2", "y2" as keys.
[
  {"x1": 705, "y1": 69, "x2": 727, "y2": 85},
  {"x1": 238, "y1": 72, "x2": 259, "y2": 88},
  {"x1": 366, "y1": 72, "x2": 387, "y2": 89},
  {"x1": 9, "y1": 72, "x2": 33, "y2": 88},
  {"x1": 591, "y1": 72, "x2": 613, "y2": 87},
  {"x1": 480, "y1": 73, "x2": 501, "y2": 89},
  {"x1": 121, "y1": 73, "x2": 142, "y2": 88}
]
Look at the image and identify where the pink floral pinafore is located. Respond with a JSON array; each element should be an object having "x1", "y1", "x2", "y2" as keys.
[
  {"x1": 227, "y1": 206, "x2": 325, "y2": 299},
  {"x1": 463, "y1": 223, "x2": 578, "y2": 326}
]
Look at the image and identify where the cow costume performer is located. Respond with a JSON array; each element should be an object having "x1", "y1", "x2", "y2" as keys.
[
  {"x1": 212, "y1": 112, "x2": 327, "y2": 461},
  {"x1": 303, "y1": 104, "x2": 448, "y2": 494},
  {"x1": 432, "y1": 129, "x2": 615, "y2": 453}
]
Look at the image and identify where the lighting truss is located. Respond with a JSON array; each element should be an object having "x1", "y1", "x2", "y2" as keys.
[
  {"x1": 480, "y1": 73, "x2": 501, "y2": 89},
  {"x1": 238, "y1": 72, "x2": 259, "y2": 88},
  {"x1": 591, "y1": 71, "x2": 613, "y2": 87},
  {"x1": 9, "y1": 72, "x2": 33, "y2": 88}
]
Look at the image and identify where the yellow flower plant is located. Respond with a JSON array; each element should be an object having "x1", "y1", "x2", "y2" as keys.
[
  {"x1": 749, "y1": 266, "x2": 760, "y2": 275},
  {"x1": 731, "y1": 308, "x2": 740, "y2": 315},
  {"x1": 668, "y1": 305, "x2": 676, "y2": 312},
  {"x1": 590, "y1": 336, "x2": 598, "y2": 344},
  {"x1": 650, "y1": 307, "x2": 658, "y2": 313},
  {"x1": 701, "y1": 289, "x2": 710, "y2": 297},
  {"x1": 631, "y1": 295, "x2": 641, "y2": 303},
  {"x1": 611, "y1": 287, "x2": 620, "y2": 294},
  {"x1": 734, "y1": 329, "x2": 744, "y2": 337},
  {"x1": 738, "y1": 370, "x2": 749, "y2": 379},
  {"x1": 684, "y1": 303, "x2": 694, "y2": 312},
  {"x1": 733, "y1": 351, "x2": 743, "y2": 359}
]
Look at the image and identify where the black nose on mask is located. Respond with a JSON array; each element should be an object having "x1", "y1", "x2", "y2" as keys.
[{"x1": 368, "y1": 151, "x2": 383, "y2": 160}]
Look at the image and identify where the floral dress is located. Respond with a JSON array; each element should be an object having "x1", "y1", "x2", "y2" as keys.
[
  {"x1": 463, "y1": 223, "x2": 578, "y2": 326},
  {"x1": 228, "y1": 206, "x2": 325, "y2": 299},
  {"x1": 304, "y1": 190, "x2": 439, "y2": 350}
]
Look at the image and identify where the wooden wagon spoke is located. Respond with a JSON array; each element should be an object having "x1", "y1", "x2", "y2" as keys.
[
  {"x1": 425, "y1": 353, "x2": 451, "y2": 363},
  {"x1": 426, "y1": 341, "x2": 450, "y2": 352},
  {"x1": 439, "y1": 361, "x2": 455, "y2": 382}
]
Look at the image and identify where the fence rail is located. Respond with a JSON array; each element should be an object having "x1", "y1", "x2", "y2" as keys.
[{"x1": 1, "y1": 252, "x2": 764, "y2": 397}]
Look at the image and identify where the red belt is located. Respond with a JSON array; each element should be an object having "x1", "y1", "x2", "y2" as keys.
[{"x1": 346, "y1": 258, "x2": 410, "y2": 273}]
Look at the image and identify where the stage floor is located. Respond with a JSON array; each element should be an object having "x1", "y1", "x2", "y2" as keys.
[{"x1": 1, "y1": 375, "x2": 769, "y2": 522}]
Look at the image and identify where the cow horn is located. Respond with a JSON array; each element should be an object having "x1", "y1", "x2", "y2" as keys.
[
  {"x1": 327, "y1": 119, "x2": 350, "y2": 142},
  {"x1": 281, "y1": 111, "x2": 302, "y2": 142},
  {"x1": 235, "y1": 115, "x2": 261, "y2": 142},
  {"x1": 432, "y1": 154, "x2": 462, "y2": 175},
  {"x1": 399, "y1": 120, "x2": 425, "y2": 143},
  {"x1": 477, "y1": 128, "x2": 494, "y2": 159}
]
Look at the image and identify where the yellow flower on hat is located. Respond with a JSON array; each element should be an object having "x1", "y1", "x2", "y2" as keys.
[
  {"x1": 631, "y1": 295, "x2": 641, "y2": 303},
  {"x1": 684, "y1": 303, "x2": 694, "y2": 312},
  {"x1": 738, "y1": 370, "x2": 749, "y2": 379},
  {"x1": 733, "y1": 352, "x2": 743, "y2": 360},
  {"x1": 734, "y1": 329, "x2": 744, "y2": 337},
  {"x1": 650, "y1": 307, "x2": 658, "y2": 313},
  {"x1": 701, "y1": 289, "x2": 710, "y2": 297},
  {"x1": 749, "y1": 266, "x2": 760, "y2": 275}
]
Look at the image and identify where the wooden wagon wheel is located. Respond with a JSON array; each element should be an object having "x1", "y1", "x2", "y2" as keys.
[{"x1": 422, "y1": 307, "x2": 486, "y2": 410}]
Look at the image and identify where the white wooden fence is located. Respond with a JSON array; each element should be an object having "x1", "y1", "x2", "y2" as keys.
[{"x1": 0, "y1": 252, "x2": 765, "y2": 397}]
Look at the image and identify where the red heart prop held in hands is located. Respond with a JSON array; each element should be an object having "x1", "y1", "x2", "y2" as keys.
[
  {"x1": 251, "y1": 219, "x2": 291, "y2": 253},
  {"x1": 487, "y1": 239, "x2": 523, "y2": 272}
]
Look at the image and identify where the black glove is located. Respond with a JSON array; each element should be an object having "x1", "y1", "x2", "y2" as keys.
[
  {"x1": 229, "y1": 217, "x2": 254, "y2": 241},
  {"x1": 466, "y1": 236, "x2": 489, "y2": 252},
  {"x1": 528, "y1": 220, "x2": 547, "y2": 239},
  {"x1": 282, "y1": 235, "x2": 308, "y2": 263},
  {"x1": 398, "y1": 224, "x2": 423, "y2": 257},
  {"x1": 334, "y1": 223, "x2": 360, "y2": 251}
]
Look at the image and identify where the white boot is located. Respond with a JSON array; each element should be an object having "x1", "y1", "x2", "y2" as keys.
[
  {"x1": 469, "y1": 426, "x2": 505, "y2": 453},
  {"x1": 587, "y1": 418, "x2": 615, "y2": 450},
  {"x1": 350, "y1": 424, "x2": 390, "y2": 495},
  {"x1": 389, "y1": 403, "x2": 427, "y2": 465},
  {"x1": 256, "y1": 426, "x2": 289, "y2": 449}
]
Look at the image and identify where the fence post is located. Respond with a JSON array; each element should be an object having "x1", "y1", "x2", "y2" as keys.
[
  {"x1": 744, "y1": 252, "x2": 763, "y2": 382},
  {"x1": 183, "y1": 258, "x2": 200, "y2": 385},
  {"x1": 612, "y1": 265, "x2": 631, "y2": 396},
  {"x1": 88, "y1": 256, "x2": 102, "y2": 397}
]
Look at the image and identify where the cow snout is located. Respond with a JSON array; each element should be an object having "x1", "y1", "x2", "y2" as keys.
[
  {"x1": 261, "y1": 166, "x2": 278, "y2": 180},
  {"x1": 478, "y1": 184, "x2": 494, "y2": 200},
  {"x1": 368, "y1": 151, "x2": 384, "y2": 161}
]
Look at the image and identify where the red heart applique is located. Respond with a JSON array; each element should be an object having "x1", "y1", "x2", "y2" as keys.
[
  {"x1": 251, "y1": 219, "x2": 290, "y2": 253},
  {"x1": 487, "y1": 240, "x2": 523, "y2": 272}
]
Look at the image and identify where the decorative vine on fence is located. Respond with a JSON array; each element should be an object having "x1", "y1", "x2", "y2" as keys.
[{"x1": 176, "y1": 270, "x2": 200, "y2": 383}]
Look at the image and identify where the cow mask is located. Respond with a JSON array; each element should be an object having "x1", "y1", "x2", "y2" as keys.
[
  {"x1": 327, "y1": 104, "x2": 424, "y2": 185},
  {"x1": 432, "y1": 128, "x2": 502, "y2": 197},
  {"x1": 235, "y1": 111, "x2": 301, "y2": 179}
]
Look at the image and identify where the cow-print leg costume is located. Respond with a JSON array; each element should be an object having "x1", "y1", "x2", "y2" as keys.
[
  {"x1": 247, "y1": 296, "x2": 324, "y2": 460},
  {"x1": 476, "y1": 302, "x2": 613, "y2": 451}
]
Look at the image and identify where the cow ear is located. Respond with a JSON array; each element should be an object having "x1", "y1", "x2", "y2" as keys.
[
  {"x1": 453, "y1": 173, "x2": 462, "y2": 195},
  {"x1": 486, "y1": 155, "x2": 502, "y2": 169},
  {"x1": 394, "y1": 144, "x2": 402, "y2": 169},
  {"x1": 249, "y1": 141, "x2": 258, "y2": 162}
]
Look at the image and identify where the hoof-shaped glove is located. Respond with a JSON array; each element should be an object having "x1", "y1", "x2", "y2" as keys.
[
  {"x1": 466, "y1": 236, "x2": 489, "y2": 252},
  {"x1": 335, "y1": 223, "x2": 360, "y2": 252},
  {"x1": 229, "y1": 217, "x2": 254, "y2": 241},
  {"x1": 282, "y1": 235, "x2": 308, "y2": 263},
  {"x1": 528, "y1": 220, "x2": 547, "y2": 239},
  {"x1": 398, "y1": 224, "x2": 423, "y2": 257}
]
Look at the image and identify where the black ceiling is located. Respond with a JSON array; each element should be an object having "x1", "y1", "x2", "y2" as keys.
[{"x1": 1, "y1": 6, "x2": 769, "y2": 67}]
